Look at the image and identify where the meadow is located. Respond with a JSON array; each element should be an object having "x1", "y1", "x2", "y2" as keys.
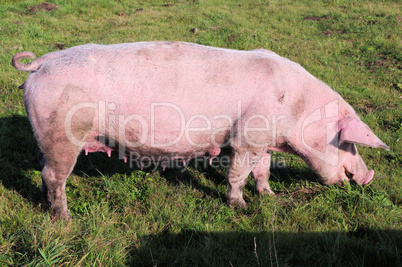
[{"x1": 0, "y1": 0, "x2": 401, "y2": 266}]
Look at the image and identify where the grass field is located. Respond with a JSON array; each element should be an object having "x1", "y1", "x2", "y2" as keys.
[{"x1": 0, "y1": 0, "x2": 401, "y2": 266}]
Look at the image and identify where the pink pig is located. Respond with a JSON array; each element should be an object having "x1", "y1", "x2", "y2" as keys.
[{"x1": 12, "y1": 42, "x2": 389, "y2": 220}]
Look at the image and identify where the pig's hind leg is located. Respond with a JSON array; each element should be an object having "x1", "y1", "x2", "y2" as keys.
[
  {"x1": 40, "y1": 139, "x2": 82, "y2": 220},
  {"x1": 251, "y1": 152, "x2": 274, "y2": 196}
]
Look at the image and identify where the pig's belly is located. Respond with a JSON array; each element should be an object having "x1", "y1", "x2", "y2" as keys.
[{"x1": 82, "y1": 131, "x2": 222, "y2": 162}]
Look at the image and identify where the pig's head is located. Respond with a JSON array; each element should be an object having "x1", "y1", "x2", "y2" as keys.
[{"x1": 302, "y1": 116, "x2": 389, "y2": 186}]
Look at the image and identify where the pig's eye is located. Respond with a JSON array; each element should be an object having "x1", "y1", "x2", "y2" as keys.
[{"x1": 350, "y1": 144, "x2": 357, "y2": 155}]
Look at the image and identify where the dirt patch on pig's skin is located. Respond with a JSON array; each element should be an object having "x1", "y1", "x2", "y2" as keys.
[
  {"x1": 291, "y1": 97, "x2": 306, "y2": 120},
  {"x1": 26, "y1": 2, "x2": 59, "y2": 13}
]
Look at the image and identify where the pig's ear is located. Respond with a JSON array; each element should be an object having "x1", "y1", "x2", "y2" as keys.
[{"x1": 338, "y1": 117, "x2": 390, "y2": 150}]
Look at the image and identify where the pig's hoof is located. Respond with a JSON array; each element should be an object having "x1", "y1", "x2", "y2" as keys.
[
  {"x1": 256, "y1": 187, "x2": 275, "y2": 196},
  {"x1": 51, "y1": 208, "x2": 72, "y2": 221},
  {"x1": 51, "y1": 212, "x2": 72, "y2": 221},
  {"x1": 228, "y1": 198, "x2": 247, "y2": 209}
]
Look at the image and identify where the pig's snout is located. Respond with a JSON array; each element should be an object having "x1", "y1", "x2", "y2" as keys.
[
  {"x1": 328, "y1": 169, "x2": 375, "y2": 186},
  {"x1": 356, "y1": 169, "x2": 374, "y2": 185}
]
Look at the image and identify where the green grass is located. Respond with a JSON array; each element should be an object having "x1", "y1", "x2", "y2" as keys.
[{"x1": 0, "y1": 0, "x2": 401, "y2": 266}]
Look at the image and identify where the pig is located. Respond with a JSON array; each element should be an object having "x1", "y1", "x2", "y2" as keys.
[{"x1": 11, "y1": 41, "x2": 389, "y2": 220}]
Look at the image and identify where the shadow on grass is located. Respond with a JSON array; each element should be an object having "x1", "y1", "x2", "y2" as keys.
[
  {"x1": 0, "y1": 115, "x2": 43, "y2": 205},
  {"x1": 0, "y1": 115, "x2": 319, "y2": 208},
  {"x1": 127, "y1": 229, "x2": 401, "y2": 266}
]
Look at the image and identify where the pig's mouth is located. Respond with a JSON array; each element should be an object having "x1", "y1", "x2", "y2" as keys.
[
  {"x1": 344, "y1": 169, "x2": 375, "y2": 185},
  {"x1": 330, "y1": 168, "x2": 375, "y2": 186}
]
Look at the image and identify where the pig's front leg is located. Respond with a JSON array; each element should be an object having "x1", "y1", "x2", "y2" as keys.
[
  {"x1": 227, "y1": 148, "x2": 265, "y2": 207},
  {"x1": 251, "y1": 152, "x2": 275, "y2": 196}
]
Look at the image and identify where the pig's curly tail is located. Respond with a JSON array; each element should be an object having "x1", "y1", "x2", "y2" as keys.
[{"x1": 11, "y1": 51, "x2": 43, "y2": 72}]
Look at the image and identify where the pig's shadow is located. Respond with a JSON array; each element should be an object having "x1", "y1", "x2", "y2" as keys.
[
  {"x1": 75, "y1": 147, "x2": 319, "y2": 203},
  {"x1": 127, "y1": 229, "x2": 401, "y2": 266},
  {"x1": 0, "y1": 115, "x2": 43, "y2": 205},
  {"x1": 0, "y1": 115, "x2": 317, "y2": 207}
]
